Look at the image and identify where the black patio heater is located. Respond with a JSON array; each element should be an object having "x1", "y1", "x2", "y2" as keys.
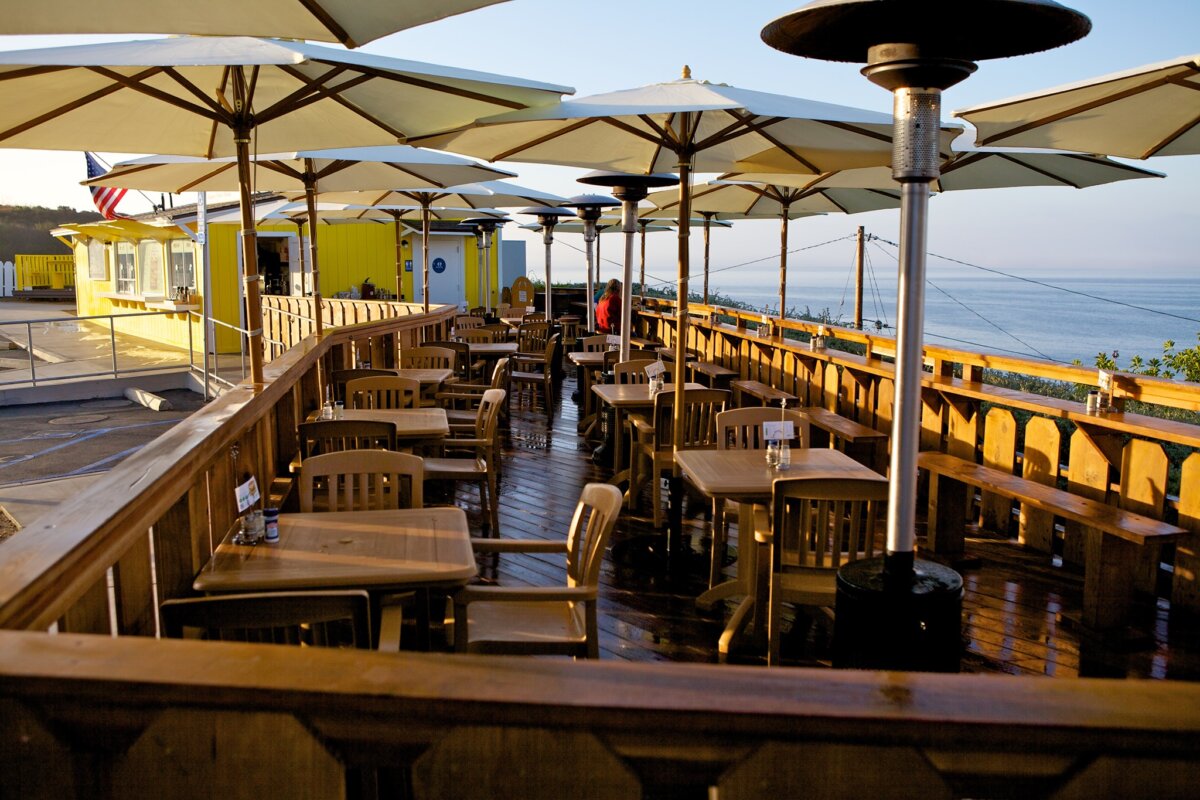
[
  {"x1": 519, "y1": 206, "x2": 574, "y2": 319},
  {"x1": 563, "y1": 193, "x2": 621, "y2": 336},
  {"x1": 463, "y1": 216, "x2": 509, "y2": 318},
  {"x1": 761, "y1": 0, "x2": 1090, "y2": 672},
  {"x1": 576, "y1": 172, "x2": 679, "y2": 362}
]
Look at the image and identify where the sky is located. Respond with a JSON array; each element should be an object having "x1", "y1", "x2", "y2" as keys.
[{"x1": 0, "y1": 0, "x2": 1197, "y2": 296}]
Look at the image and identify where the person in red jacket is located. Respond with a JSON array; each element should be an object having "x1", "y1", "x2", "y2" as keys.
[{"x1": 595, "y1": 278, "x2": 621, "y2": 334}]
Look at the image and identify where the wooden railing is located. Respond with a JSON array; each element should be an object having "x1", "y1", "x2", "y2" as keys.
[
  {"x1": 261, "y1": 295, "x2": 437, "y2": 361},
  {"x1": 636, "y1": 299, "x2": 1200, "y2": 613},
  {"x1": 2, "y1": 301, "x2": 1200, "y2": 797}
]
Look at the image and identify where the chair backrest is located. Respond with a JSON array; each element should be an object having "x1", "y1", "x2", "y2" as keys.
[
  {"x1": 613, "y1": 357, "x2": 658, "y2": 385},
  {"x1": 161, "y1": 590, "x2": 372, "y2": 649},
  {"x1": 494, "y1": 303, "x2": 511, "y2": 318},
  {"x1": 298, "y1": 419, "x2": 397, "y2": 459},
  {"x1": 330, "y1": 368, "x2": 394, "y2": 403},
  {"x1": 471, "y1": 389, "x2": 507, "y2": 444},
  {"x1": 771, "y1": 476, "x2": 888, "y2": 573},
  {"x1": 522, "y1": 311, "x2": 545, "y2": 323},
  {"x1": 564, "y1": 483, "x2": 624, "y2": 589},
  {"x1": 469, "y1": 306, "x2": 488, "y2": 318},
  {"x1": 401, "y1": 345, "x2": 455, "y2": 370},
  {"x1": 481, "y1": 322, "x2": 511, "y2": 340},
  {"x1": 489, "y1": 357, "x2": 512, "y2": 391},
  {"x1": 581, "y1": 334, "x2": 607, "y2": 353},
  {"x1": 459, "y1": 328, "x2": 495, "y2": 344},
  {"x1": 300, "y1": 450, "x2": 424, "y2": 512},
  {"x1": 427, "y1": 340, "x2": 473, "y2": 380},
  {"x1": 651, "y1": 388, "x2": 729, "y2": 451},
  {"x1": 346, "y1": 376, "x2": 420, "y2": 410},
  {"x1": 516, "y1": 321, "x2": 550, "y2": 354},
  {"x1": 455, "y1": 315, "x2": 484, "y2": 329},
  {"x1": 716, "y1": 407, "x2": 811, "y2": 451}
]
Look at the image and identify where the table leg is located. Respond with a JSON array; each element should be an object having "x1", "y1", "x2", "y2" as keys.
[{"x1": 1083, "y1": 528, "x2": 1138, "y2": 632}]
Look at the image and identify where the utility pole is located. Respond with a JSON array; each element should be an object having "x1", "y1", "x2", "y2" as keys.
[{"x1": 854, "y1": 226, "x2": 865, "y2": 330}]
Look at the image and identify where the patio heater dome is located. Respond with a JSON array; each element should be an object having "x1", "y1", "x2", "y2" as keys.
[{"x1": 760, "y1": 0, "x2": 1090, "y2": 673}]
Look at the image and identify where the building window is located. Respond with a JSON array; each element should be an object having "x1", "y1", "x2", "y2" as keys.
[
  {"x1": 169, "y1": 240, "x2": 196, "y2": 291},
  {"x1": 137, "y1": 240, "x2": 165, "y2": 298},
  {"x1": 115, "y1": 242, "x2": 136, "y2": 295}
]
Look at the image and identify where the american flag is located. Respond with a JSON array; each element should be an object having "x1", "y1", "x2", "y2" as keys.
[{"x1": 85, "y1": 153, "x2": 127, "y2": 220}]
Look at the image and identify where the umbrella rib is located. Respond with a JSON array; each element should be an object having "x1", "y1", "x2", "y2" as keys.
[
  {"x1": 326, "y1": 60, "x2": 532, "y2": 110},
  {"x1": 175, "y1": 163, "x2": 240, "y2": 193},
  {"x1": 298, "y1": 0, "x2": 357, "y2": 49},
  {"x1": 258, "y1": 160, "x2": 306, "y2": 182},
  {"x1": 1140, "y1": 110, "x2": 1200, "y2": 159},
  {"x1": 87, "y1": 66, "x2": 224, "y2": 121},
  {"x1": 975, "y1": 69, "x2": 1194, "y2": 146},
  {"x1": 380, "y1": 163, "x2": 448, "y2": 189},
  {"x1": 159, "y1": 67, "x2": 232, "y2": 119},
  {"x1": 489, "y1": 117, "x2": 600, "y2": 161},
  {"x1": 269, "y1": 65, "x2": 408, "y2": 140},
  {"x1": 255, "y1": 64, "x2": 352, "y2": 123},
  {"x1": 0, "y1": 64, "x2": 74, "y2": 81},
  {"x1": 693, "y1": 110, "x2": 769, "y2": 151}
]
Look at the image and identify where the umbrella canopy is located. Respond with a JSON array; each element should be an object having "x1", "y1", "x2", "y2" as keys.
[
  {"x1": 86, "y1": 146, "x2": 517, "y2": 325},
  {"x1": 726, "y1": 146, "x2": 1166, "y2": 192},
  {"x1": 956, "y1": 53, "x2": 1200, "y2": 159},
  {"x1": 0, "y1": 0, "x2": 510, "y2": 49},
  {"x1": 305, "y1": 180, "x2": 565, "y2": 312},
  {"x1": 648, "y1": 179, "x2": 891, "y2": 316},
  {"x1": 0, "y1": 34, "x2": 571, "y2": 381},
  {"x1": 413, "y1": 68, "x2": 958, "y2": 468}
]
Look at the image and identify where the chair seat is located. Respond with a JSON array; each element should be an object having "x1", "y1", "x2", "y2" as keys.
[
  {"x1": 775, "y1": 569, "x2": 838, "y2": 608},
  {"x1": 465, "y1": 600, "x2": 588, "y2": 653},
  {"x1": 424, "y1": 456, "x2": 486, "y2": 477},
  {"x1": 445, "y1": 409, "x2": 477, "y2": 425}
]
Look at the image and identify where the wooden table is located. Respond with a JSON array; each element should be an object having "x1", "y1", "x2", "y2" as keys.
[
  {"x1": 570, "y1": 350, "x2": 608, "y2": 439},
  {"x1": 467, "y1": 342, "x2": 518, "y2": 358},
  {"x1": 331, "y1": 408, "x2": 449, "y2": 439},
  {"x1": 592, "y1": 382, "x2": 703, "y2": 498},
  {"x1": 675, "y1": 448, "x2": 885, "y2": 658},
  {"x1": 395, "y1": 367, "x2": 454, "y2": 386},
  {"x1": 194, "y1": 507, "x2": 476, "y2": 648}
]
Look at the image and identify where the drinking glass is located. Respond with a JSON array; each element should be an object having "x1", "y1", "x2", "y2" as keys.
[{"x1": 765, "y1": 440, "x2": 781, "y2": 468}]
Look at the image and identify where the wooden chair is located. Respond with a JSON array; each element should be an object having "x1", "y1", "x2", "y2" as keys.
[
  {"x1": 330, "y1": 367, "x2": 394, "y2": 404},
  {"x1": 400, "y1": 346, "x2": 455, "y2": 371},
  {"x1": 557, "y1": 314, "x2": 581, "y2": 356},
  {"x1": 767, "y1": 476, "x2": 887, "y2": 666},
  {"x1": 455, "y1": 314, "x2": 484, "y2": 329},
  {"x1": 629, "y1": 388, "x2": 728, "y2": 526},
  {"x1": 516, "y1": 321, "x2": 550, "y2": 355},
  {"x1": 345, "y1": 376, "x2": 420, "y2": 410},
  {"x1": 424, "y1": 389, "x2": 505, "y2": 536},
  {"x1": 613, "y1": 356, "x2": 660, "y2": 385},
  {"x1": 493, "y1": 303, "x2": 511, "y2": 319},
  {"x1": 511, "y1": 333, "x2": 559, "y2": 423},
  {"x1": 161, "y1": 590, "x2": 379, "y2": 650},
  {"x1": 459, "y1": 328, "x2": 496, "y2": 344},
  {"x1": 437, "y1": 357, "x2": 511, "y2": 427},
  {"x1": 299, "y1": 450, "x2": 424, "y2": 512},
  {"x1": 522, "y1": 311, "x2": 545, "y2": 323},
  {"x1": 580, "y1": 334, "x2": 607, "y2": 353},
  {"x1": 427, "y1": 339, "x2": 482, "y2": 382},
  {"x1": 451, "y1": 483, "x2": 623, "y2": 659},
  {"x1": 708, "y1": 407, "x2": 812, "y2": 589},
  {"x1": 481, "y1": 322, "x2": 512, "y2": 341},
  {"x1": 469, "y1": 306, "x2": 488, "y2": 318},
  {"x1": 296, "y1": 419, "x2": 397, "y2": 471}
]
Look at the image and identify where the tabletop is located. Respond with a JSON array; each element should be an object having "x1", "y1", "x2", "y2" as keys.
[
  {"x1": 395, "y1": 368, "x2": 454, "y2": 385},
  {"x1": 194, "y1": 507, "x2": 476, "y2": 593},
  {"x1": 675, "y1": 448, "x2": 885, "y2": 501},
  {"x1": 569, "y1": 351, "x2": 608, "y2": 367},
  {"x1": 592, "y1": 382, "x2": 704, "y2": 408},
  {"x1": 330, "y1": 408, "x2": 449, "y2": 438},
  {"x1": 467, "y1": 342, "x2": 519, "y2": 356}
]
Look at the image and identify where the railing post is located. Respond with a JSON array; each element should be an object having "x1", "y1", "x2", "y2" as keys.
[
  {"x1": 25, "y1": 321, "x2": 36, "y2": 385},
  {"x1": 110, "y1": 318, "x2": 119, "y2": 377}
]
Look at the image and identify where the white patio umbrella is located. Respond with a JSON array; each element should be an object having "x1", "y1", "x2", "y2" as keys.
[
  {"x1": 726, "y1": 146, "x2": 1165, "y2": 192},
  {"x1": 956, "y1": 53, "x2": 1200, "y2": 158},
  {"x1": 412, "y1": 68, "x2": 958, "y2": 479},
  {"x1": 0, "y1": 0, "x2": 510, "y2": 48},
  {"x1": 306, "y1": 181, "x2": 565, "y2": 313},
  {"x1": 86, "y1": 147, "x2": 516, "y2": 332},
  {"x1": 648, "y1": 179, "x2": 893, "y2": 319},
  {"x1": 0, "y1": 35, "x2": 570, "y2": 382}
]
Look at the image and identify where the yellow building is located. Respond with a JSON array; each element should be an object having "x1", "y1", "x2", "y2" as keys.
[{"x1": 54, "y1": 198, "x2": 512, "y2": 353}]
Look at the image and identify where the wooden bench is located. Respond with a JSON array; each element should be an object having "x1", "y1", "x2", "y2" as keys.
[
  {"x1": 918, "y1": 451, "x2": 1187, "y2": 633},
  {"x1": 803, "y1": 407, "x2": 888, "y2": 472},
  {"x1": 688, "y1": 361, "x2": 738, "y2": 390},
  {"x1": 731, "y1": 380, "x2": 797, "y2": 408}
]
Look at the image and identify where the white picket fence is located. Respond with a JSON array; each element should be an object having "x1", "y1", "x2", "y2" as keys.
[{"x1": 0, "y1": 261, "x2": 14, "y2": 297}]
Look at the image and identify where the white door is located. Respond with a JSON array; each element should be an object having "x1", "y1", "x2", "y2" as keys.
[{"x1": 422, "y1": 238, "x2": 465, "y2": 306}]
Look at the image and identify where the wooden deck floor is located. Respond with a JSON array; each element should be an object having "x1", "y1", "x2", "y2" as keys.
[{"x1": 438, "y1": 370, "x2": 1200, "y2": 680}]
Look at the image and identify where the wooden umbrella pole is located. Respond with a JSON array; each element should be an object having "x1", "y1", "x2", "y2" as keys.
[
  {"x1": 672, "y1": 149, "x2": 692, "y2": 456},
  {"x1": 703, "y1": 213, "x2": 712, "y2": 305},
  {"x1": 778, "y1": 202, "x2": 790, "y2": 321},
  {"x1": 394, "y1": 214, "x2": 404, "y2": 302},
  {"x1": 639, "y1": 222, "x2": 647, "y2": 303},
  {"x1": 422, "y1": 205, "x2": 431, "y2": 314},
  {"x1": 232, "y1": 73, "x2": 264, "y2": 384},
  {"x1": 303, "y1": 162, "x2": 323, "y2": 336}
]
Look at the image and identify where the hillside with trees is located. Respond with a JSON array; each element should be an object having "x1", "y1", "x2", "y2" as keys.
[{"x1": 0, "y1": 205, "x2": 103, "y2": 262}]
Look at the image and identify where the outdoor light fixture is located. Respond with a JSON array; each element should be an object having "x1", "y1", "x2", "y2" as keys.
[
  {"x1": 463, "y1": 216, "x2": 509, "y2": 314},
  {"x1": 563, "y1": 193, "x2": 621, "y2": 333},
  {"x1": 519, "y1": 206, "x2": 574, "y2": 318},
  {"x1": 761, "y1": 0, "x2": 1091, "y2": 672},
  {"x1": 577, "y1": 172, "x2": 679, "y2": 360}
]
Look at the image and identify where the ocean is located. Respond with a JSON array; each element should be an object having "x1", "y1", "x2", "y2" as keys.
[{"x1": 703, "y1": 270, "x2": 1200, "y2": 369}]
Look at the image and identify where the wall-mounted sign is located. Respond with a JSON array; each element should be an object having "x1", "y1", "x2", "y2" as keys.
[
  {"x1": 405, "y1": 259, "x2": 413, "y2": 272},
  {"x1": 432, "y1": 257, "x2": 447, "y2": 274}
]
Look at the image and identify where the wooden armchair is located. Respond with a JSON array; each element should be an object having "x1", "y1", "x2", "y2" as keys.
[
  {"x1": 459, "y1": 328, "x2": 496, "y2": 344},
  {"x1": 424, "y1": 389, "x2": 505, "y2": 536},
  {"x1": 629, "y1": 388, "x2": 728, "y2": 526},
  {"x1": 516, "y1": 321, "x2": 551, "y2": 355},
  {"x1": 767, "y1": 476, "x2": 887, "y2": 666},
  {"x1": 330, "y1": 367, "x2": 394, "y2": 404},
  {"x1": 455, "y1": 314, "x2": 484, "y2": 329},
  {"x1": 511, "y1": 333, "x2": 560, "y2": 422},
  {"x1": 345, "y1": 376, "x2": 420, "y2": 410},
  {"x1": 299, "y1": 450, "x2": 424, "y2": 512},
  {"x1": 401, "y1": 345, "x2": 455, "y2": 371},
  {"x1": 295, "y1": 419, "x2": 397, "y2": 474},
  {"x1": 708, "y1": 407, "x2": 812, "y2": 589},
  {"x1": 452, "y1": 483, "x2": 623, "y2": 659}
]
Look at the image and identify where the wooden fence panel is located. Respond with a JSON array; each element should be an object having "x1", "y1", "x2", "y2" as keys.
[
  {"x1": 1172, "y1": 453, "x2": 1200, "y2": 613},
  {"x1": 1019, "y1": 417, "x2": 1061, "y2": 553},
  {"x1": 1120, "y1": 439, "x2": 1169, "y2": 595},
  {"x1": 981, "y1": 408, "x2": 1018, "y2": 533},
  {"x1": 1065, "y1": 430, "x2": 1112, "y2": 569}
]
